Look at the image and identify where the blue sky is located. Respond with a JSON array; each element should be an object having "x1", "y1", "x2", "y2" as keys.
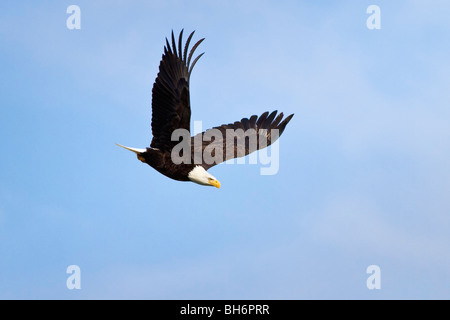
[{"x1": 0, "y1": 0, "x2": 449, "y2": 299}]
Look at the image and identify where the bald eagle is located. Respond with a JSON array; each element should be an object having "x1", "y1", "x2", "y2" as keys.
[{"x1": 117, "y1": 30, "x2": 293, "y2": 188}]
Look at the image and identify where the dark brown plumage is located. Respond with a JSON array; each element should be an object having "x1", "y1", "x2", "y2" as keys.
[
  {"x1": 192, "y1": 110, "x2": 294, "y2": 170},
  {"x1": 117, "y1": 30, "x2": 294, "y2": 188}
]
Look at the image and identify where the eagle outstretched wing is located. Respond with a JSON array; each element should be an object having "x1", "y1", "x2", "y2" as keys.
[
  {"x1": 150, "y1": 30, "x2": 204, "y2": 151},
  {"x1": 192, "y1": 111, "x2": 294, "y2": 170}
]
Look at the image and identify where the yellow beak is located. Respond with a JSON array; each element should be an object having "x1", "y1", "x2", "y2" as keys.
[{"x1": 209, "y1": 179, "x2": 221, "y2": 189}]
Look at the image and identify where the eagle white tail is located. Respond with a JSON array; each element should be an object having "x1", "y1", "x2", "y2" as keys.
[{"x1": 115, "y1": 143, "x2": 146, "y2": 154}]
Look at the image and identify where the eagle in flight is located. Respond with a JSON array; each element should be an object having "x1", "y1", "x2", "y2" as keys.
[{"x1": 117, "y1": 30, "x2": 293, "y2": 188}]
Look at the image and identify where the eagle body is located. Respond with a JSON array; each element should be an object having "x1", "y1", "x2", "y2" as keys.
[
  {"x1": 139, "y1": 148, "x2": 192, "y2": 182},
  {"x1": 117, "y1": 30, "x2": 294, "y2": 188}
]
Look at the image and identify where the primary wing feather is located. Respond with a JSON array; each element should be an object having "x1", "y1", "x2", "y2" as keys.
[
  {"x1": 150, "y1": 30, "x2": 204, "y2": 151},
  {"x1": 192, "y1": 111, "x2": 294, "y2": 170}
]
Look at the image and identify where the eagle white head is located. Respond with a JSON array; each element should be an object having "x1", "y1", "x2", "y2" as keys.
[{"x1": 187, "y1": 166, "x2": 221, "y2": 188}]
